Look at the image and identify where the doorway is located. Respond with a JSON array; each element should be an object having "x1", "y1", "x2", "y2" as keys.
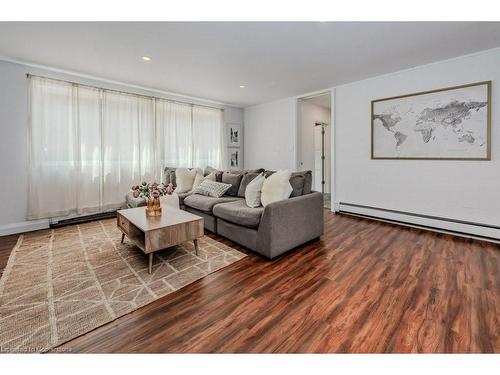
[{"x1": 297, "y1": 92, "x2": 331, "y2": 209}]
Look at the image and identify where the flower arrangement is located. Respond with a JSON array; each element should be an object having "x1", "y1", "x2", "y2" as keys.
[
  {"x1": 131, "y1": 181, "x2": 173, "y2": 200},
  {"x1": 131, "y1": 181, "x2": 173, "y2": 216}
]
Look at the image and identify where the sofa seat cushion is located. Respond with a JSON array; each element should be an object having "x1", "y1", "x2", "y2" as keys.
[
  {"x1": 184, "y1": 194, "x2": 242, "y2": 214},
  {"x1": 213, "y1": 200, "x2": 264, "y2": 229}
]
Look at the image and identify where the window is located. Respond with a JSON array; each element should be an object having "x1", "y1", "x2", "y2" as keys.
[{"x1": 27, "y1": 76, "x2": 224, "y2": 219}]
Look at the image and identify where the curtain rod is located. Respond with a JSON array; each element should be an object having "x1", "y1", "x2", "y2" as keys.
[{"x1": 26, "y1": 73, "x2": 225, "y2": 111}]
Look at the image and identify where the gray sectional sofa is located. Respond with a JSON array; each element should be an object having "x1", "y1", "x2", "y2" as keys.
[{"x1": 126, "y1": 168, "x2": 324, "y2": 259}]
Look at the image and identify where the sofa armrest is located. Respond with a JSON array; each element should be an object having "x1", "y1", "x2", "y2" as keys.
[{"x1": 256, "y1": 191, "x2": 324, "y2": 259}]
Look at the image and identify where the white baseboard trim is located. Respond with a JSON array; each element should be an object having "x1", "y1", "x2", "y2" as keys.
[
  {"x1": 338, "y1": 202, "x2": 500, "y2": 242},
  {"x1": 0, "y1": 219, "x2": 50, "y2": 236}
]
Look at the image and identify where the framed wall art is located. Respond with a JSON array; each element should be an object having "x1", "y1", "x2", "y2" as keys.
[
  {"x1": 228, "y1": 123, "x2": 241, "y2": 147},
  {"x1": 371, "y1": 81, "x2": 491, "y2": 160}
]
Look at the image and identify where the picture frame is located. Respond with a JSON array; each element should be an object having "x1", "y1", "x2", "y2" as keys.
[
  {"x1": 228, "y1": 148, "x2": 240, "y2": 169},
  {"x1": 228, "y1": 123, "x2": 241, "y2": 147},
  {"x1": 371, "y1": 81, "x2": 491, "y2": 160}
]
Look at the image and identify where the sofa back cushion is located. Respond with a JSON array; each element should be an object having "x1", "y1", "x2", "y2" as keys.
[
  {"x1": 222, "y1": 171, "x2": 244, "y2": 196},
  {"x1": 238, "y1": 172, "x2": 259, "y2": 197},
  {"x1": 204, "y1": 166, "x2": 223, "y2": 182}
]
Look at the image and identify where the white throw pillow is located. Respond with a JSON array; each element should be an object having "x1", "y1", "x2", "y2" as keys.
[
  {"x1": 192, "y1": 171, "x2": 216, "y2": 191},
  {"x1": 260, "y1": 170, "x2": 293, "y2": 207},
  {"x1": 245, "y1": 173, "x2": 265, "y2": 208},
  {"x1": 174, "y1": 168, "x2": 198, "y2": 193}
]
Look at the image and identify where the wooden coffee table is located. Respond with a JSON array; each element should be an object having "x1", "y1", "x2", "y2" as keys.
[{"x1": 117, "y1": 206, "x2": 204, "y2": 273}]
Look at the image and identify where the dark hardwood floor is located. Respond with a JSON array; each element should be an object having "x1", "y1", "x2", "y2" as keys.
[{"x1": 1, "y1": 210, "x2": 499, "y2": 353}]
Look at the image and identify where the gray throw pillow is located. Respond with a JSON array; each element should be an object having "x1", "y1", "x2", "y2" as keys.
[
  {"x1": 300, "y1": 170, "x2": 313, "y2": 195},
  {"x1": 289, "y1": 174, "x2": 306, "y2": 197},
  {"x1": 238, "y1": 172, "x2": 259, "y2": 197},
  {"x1": 222, "y1": 172, "x2": 244, "y2": 196},
  {"x1": 289, "y1": 171, "x2": 313, "y2": 196}
]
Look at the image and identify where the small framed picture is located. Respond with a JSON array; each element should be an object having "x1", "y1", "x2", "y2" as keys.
[
  {"x1": 228, "y1": 123, "x2": 241, "y2": 147},
  {"x1": 228, "y1": 148, "x2": 240, "y2": 169}
]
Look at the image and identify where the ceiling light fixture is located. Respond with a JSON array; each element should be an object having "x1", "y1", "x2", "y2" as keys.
[
  {"x1": 142, "y1": 56, "x2": 152, "y2": 61},
  {"x1": 239, "y1": 85, "x2": 245, "y2": 88}
]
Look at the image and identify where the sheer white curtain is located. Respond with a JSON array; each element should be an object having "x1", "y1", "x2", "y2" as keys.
[
  {"x1": 28, "y1": 77, "x2": 101, "y2": 219},
  {"x1": 28, "y1": 76, "x2": 224, "y2": 220},
  {"x1": 156, "y1": 101, "x2": 224, "y2": 172},
  {"x1": 192, "y1": 106, "x2": 224, "y2": 169},
  {"x1": 156, "y1": 100, "x2": 192, "y2": 171},
  {"x1": 102, "y1": 92, "x2": 156, "y2": 209}
]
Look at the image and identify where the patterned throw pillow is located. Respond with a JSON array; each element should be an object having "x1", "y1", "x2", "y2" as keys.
[
  {"x1": 192, "y1": 172, "x2": 216, "y2": 191},
  {"x1": 193, "y1": 180, "x2": 232, "y2": 198}
]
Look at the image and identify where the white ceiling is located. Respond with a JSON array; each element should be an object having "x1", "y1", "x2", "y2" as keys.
[{"x1": 0, "y1": 22, "x2": 500, "y2": 107}]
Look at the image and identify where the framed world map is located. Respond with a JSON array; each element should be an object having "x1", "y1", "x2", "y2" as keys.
[{"x1": 371, "y1": 81, "x2": 491, "y2": 160}]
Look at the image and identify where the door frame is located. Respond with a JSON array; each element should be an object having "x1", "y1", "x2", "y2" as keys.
[{"x1": 296, "y1": 88, "x2": 336, "y2": 212}]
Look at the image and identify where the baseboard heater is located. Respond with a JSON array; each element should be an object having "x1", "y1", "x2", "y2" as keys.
[
  {"x1": 338, "y1": 202, "x2": 500, "y2": 243},
  {"x1": 50, "y1": 211, "x2": 118, "y2": 228}
]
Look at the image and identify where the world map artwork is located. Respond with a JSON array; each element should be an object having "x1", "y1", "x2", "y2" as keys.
[{"x1": 372, "y1": 82, "x2": 489, "y2": 159}]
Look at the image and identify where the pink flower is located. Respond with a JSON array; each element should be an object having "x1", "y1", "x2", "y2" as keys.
[
  {"x1": 132, "y1": 190, "x2": 140, "y2": 198},
  {"x1": 152, "y1": 190, "x2": 160, "y2": 198},
  {"x1": 165, "y1": 184, "x2": 173, "y2": 195},
  {"x1": 152, "y1": 181, "x2": 158, "y2": 188}
]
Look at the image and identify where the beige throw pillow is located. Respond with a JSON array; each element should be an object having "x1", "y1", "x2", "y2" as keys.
[
  {"x1": 245, "y1": 173, "x2": 265, "y2": 208},
  {"x1": 174, "y1": 168, "x2": 198, "y2": 193},
  {"x1": 260, "y1": 170, "x2": 293, "y2": 207}
]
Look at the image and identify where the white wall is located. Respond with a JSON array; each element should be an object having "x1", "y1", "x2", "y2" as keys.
[
  {"x1": 334, "y1": 48, "x2": 500, "y2": 237},
  {"x1": 0, "y1": 59, "x2": 243, "y2": 235},
  {"x1": 298, "y1": 100, "x2": 331, "y2": 192},
  {"x1": 244, "y1": 97, "x2": 297, "y2": 170}
]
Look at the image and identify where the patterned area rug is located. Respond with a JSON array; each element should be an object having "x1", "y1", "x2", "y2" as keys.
[{"x1": 0, "y1": 219, "x2": 246, "y2": 353}]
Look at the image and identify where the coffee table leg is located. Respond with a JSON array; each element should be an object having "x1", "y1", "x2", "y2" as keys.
[
  {"x1": 148, "y1": 253, "x2": 153, "y2": 274},
  {"x1": 194, "y1": 239, "x2": 199, "y2": 256},
  {"x1": 121, "y1": 233, "x2": 125, "y2": 244}
]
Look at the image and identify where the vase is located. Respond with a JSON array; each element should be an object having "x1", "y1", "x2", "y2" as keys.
[{"x1": 145, "y1": 197, "x2": 162, "y2": 217}]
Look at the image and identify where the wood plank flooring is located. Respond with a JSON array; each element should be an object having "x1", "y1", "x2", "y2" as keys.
[{"x1": 0, "y1": 210, "x2": 498, "y2": 353}]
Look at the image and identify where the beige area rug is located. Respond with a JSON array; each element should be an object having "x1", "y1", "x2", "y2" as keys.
[{"x1": 0, "y1": 219, "x2": 246, "y2": 353}]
